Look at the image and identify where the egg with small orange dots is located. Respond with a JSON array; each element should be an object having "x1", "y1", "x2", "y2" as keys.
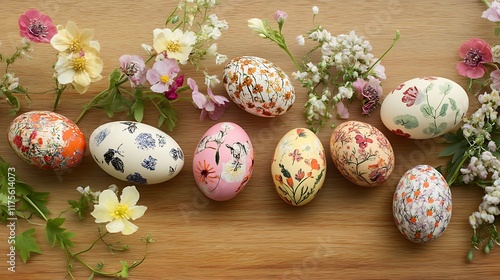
[
  {"x1": 7, "y1": 111, "x2": 86, "y2": 171},
  {"x1": 392, "y1": 164, "x2": 452, "y2": 243},
  {"x1": 222, "y1": 56, "x2": 295, "y2": 117}
]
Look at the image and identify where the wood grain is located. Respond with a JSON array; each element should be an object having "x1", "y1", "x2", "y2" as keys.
[{"x1": 0, "y1": 1, "x2": 497, "y2": 279}]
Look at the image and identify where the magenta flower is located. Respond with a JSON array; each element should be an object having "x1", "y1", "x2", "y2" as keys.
[
  {"x1": 165, "y1": 74, "x2": 184, "y2": 100},
  {"x1": 482, "y1": 1, "x2": 500, "y2": 22},
  {"x1": 353, "y1": 77, "x2": 383, "y2": 115},
  {"x1": 188, "y1": 78, "x2": 229, "y2": 120},
  {"x1": 146, "y1": 58, "x2": 180, "y2": 93},
  {"x1": 457, "y1": 38, "x2": 493, "y2": 79},
  {"x1": 18, "y1": 9, "x2": 56, "y2": 43},
  {"x1": 491, "y1": 70, "x2": 500, "y2": 91},
  {"x1": 119, "y1": 55, "x2": 147, "y2": 88}
]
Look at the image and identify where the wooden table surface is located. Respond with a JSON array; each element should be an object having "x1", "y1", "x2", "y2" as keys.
[{"x1": 0, "y1": 0, "x2": 497, "y2": 279}]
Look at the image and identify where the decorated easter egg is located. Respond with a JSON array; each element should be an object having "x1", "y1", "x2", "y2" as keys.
[
  {"x1": 89, "y1": 121, "x2": 184, "y2": 185},
  {"x1": 222, "y1": 56, "x2": 295, "y2": 117},
  {"x1": 7, "y1": 111, "x2": 85, "y2": 171},
  {"x1": 272, "y1": 128, "x2": 326, "y2": 206},
  {"x1": 393, "y1": 165, "x2": 452, "y2": 243},
  {"x1": 380, "y1": 76, "x2": 468, "y2": 139},
  {"x1": 193, "y1": 122, "x2": 254, "y2": 201},
  {"x1": 330, "y1": 121, "x2": 394, "y2": 187}
]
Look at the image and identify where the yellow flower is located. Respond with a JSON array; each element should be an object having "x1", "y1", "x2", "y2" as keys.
[
  {"x1": 90, "y1": 186, "x2": 147, "y2": 235},
  {"x1": 50, "y1": 20, "x2": 100, "y2": 53},
  {"x1": 153, "y1": 28, "x2": 196, "y2": 64},
  {"x1": 54, "y1": 49, "x2": 103, "y2": 93}
]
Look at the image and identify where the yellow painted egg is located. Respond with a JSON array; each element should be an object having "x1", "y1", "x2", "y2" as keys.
[
  {"x1": 330, "y1": 121, "x2": 394, "y2": 187},
  {"x1": 272, "y1": 128, "x2": 327, "y2": 206},
  {"x1": 7, "y1": 111, "x2": 85, "y2": 171}
]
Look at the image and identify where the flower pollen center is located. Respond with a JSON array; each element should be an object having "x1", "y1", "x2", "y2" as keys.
[
  {"x1": 112, "y1": 203, "x2": 129, "y2": 219},
  {"x1": 160, "y1": 74, "x2": 170, "y2": 83},
  {"x1": 69, "y1": 39, "x2": 83, "y2": 52},
  {"x1": 28, "y1": 19, "x2": 48, "y2": 38},
  {"x1": 166, "y1": 41, "x2": 181, "y2": 53},
  {"x1": 125, "y1": 62, "x2": 139, "y2": 76},
  {"x1": 73, "y1": 56, "x2": 86, "y2": 71},
  {"x1": 362, "y1": 86, "x2": 378, "y2": 99},
  {"x1": 464, "y1": 49, "x2": 483, "y2": 67}
]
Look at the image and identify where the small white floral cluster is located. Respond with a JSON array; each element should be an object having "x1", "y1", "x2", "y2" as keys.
[
  {"x1": 248, "y1": 6, "x2": 396, "y2": 132},
  {"x1": 77, "y1": 184, "x2": 118, "y2": 204},
  {"x1": 469, "y1": 178, "x2": 500, "y2": 230},
  {"x1": 293, "y1": 28, "x2": 385, "y2": 126}
]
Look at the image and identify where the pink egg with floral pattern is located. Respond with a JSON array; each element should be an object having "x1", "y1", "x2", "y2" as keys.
[
  {"x1": 193, "y1": 122, "x2": 254, "y2": 201},
  {"x1": 330, "y1": 121, "x2": 394, "y2": 187},
  {"x1": 7, "y1": 111, "x2": 85, "y2": 171},
  {"x1": 222, "y1": 56, "x2": 295, "y2": 117},
  {"x1": 393, "y1": 165, "x2": 452, "y2": 243}
]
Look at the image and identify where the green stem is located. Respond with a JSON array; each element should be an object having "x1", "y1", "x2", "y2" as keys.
[
  {"x1": 483, "y1": 0, "x2": 491, "y2": 8},
  {"x1": 22, "y1": 195, "x2": 48, "y2": 221},
  {"x1": 53, "y1": 78, "x2": 67, "y2": 111},
  {"x1": 365, "y1": 30, "x2": 401, "y2": 76}
]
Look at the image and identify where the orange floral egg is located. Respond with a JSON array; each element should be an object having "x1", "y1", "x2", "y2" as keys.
[
  {"x1": 7, "y1": 111, "x2": 86, "y2": 171},
  {"x1": 222, "y1": 56, "x2": 295, "y2": 117},
  {"x1": 393, "y1": 165, "x2": 452, "y2": 243}
]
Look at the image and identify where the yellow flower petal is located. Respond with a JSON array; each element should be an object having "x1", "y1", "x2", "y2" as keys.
[
  {"x1": 128, "y1": 205, "x2": 147, "y2": 220},
  {"x1": 121, "y1": 219, "x2": 139, "y2": 235},
  {"x1": 106, "y1": 218, "x2": 125, "y2": 233},
  {"x1": 120, "y1": 186, "x2": 140, "y2": 206}
]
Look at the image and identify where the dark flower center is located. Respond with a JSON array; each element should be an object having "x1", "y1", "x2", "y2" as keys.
[
  {"x1": 125, "y1": 62, "x2": 139, "y2": 76},
  {"x1": 28, "y1": 19, "x2": 48, "y2": 38},
  {"x1": 464, "y1": 49, "x2": 483, "y2": 67},
  {"x1": 362, "y1": 85, "x2": 378, "y2": 99}
]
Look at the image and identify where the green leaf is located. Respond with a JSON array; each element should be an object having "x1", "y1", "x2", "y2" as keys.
[
  {"x1": 449, "y1": 97, "x2": 458, "y2": 111},
  {"x1": 495, "y1": 26, "x2": 500, "y2": 36},
  {"x1": 68, "y1": 195, "x2": 90, "y2": 220},
  {"x1": 46, "y1": 218, "x2": 75, "y2": 248},
  {"x1": 420, "y1": 104, "x2": 434, "y2": 118},
  {"x1": 439, "y1": 140, "x2": 467, "y2": 157},
  {"x1": 425, "y1": 83, "x2": 435, "y2": 93},
  {"x1": 279, "y1": 164, "x2": 292, "y2": 178},
  {"x1": 131, "y1": 90, "x2": 145, "y2": 123},
  {"x1": 439, "y1": 103, "x2": 449, "y2": 117},
  {"x1": 16, "y1": 228, "x2": 42, "y2": 263}
]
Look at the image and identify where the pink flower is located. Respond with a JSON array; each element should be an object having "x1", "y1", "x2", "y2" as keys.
[
  {"x1": 401, "y1": 86, "x2": 422, "y2": 107},
  {"x1": 188, "y1": 78, "x2": 229, "y2": 120},
  {"x1": 491, "y1": 70, "x2": 500, "y2": 91},
  {"x1": 336, "y1": 101, "x2": 349, "y2": 119},
  {"x1": 274, "y1": 10, "x2": 288, "y2": 22},
  {"x1": 457, "y1": 38, "x2": 493, "y2": 79},
  {"x1": 165, "y1": 74, "x2": 184, "y2": 100},
  {"x1": 18, "y1": 9, "x2": 56, "y2": 43},
  {"x1": 146, "y1": 58, "x2": 180, "y2": 93},
  {"x1": 119, "y1": 55, "x2": 147, "y2": 88},
  {"x1": 353, "y1": 77, "x2": 383, "y2": 115},
  {"x1": 482, "y1": 1, "x2": 500, "y2": 22}
]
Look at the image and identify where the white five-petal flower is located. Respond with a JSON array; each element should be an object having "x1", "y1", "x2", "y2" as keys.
[
  {"x1": 153, "y1": 28, "x2": 196, "y2": 64},
  {"x1": 90, "y1": 186, "x2": 147, "y2": 235}
]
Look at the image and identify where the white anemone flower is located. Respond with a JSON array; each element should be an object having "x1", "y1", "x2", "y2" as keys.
[
  {"x1": 153, "y1": 28, "x2": 196, "y2": 64},
  {"x1": 53, "y1": 49, "x2": 103, "y2": 93},
  {"x1": 90, "y1": 186, "x2": 147, "y2": 235}
]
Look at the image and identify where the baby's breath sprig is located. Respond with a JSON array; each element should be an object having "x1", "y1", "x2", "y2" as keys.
[{"x1": 248, "y1": 6, "x2": 399, "y2": 133}]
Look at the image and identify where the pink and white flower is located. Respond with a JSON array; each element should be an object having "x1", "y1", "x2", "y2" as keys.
[
  {"x1": 146, "y1": 58, "x2": 180, "y2": 93},
  {"x1": 188, "y1": 78, "x2": 229, "y2": 120},
  {"x1": 119, "y1": 55, "x2": 147, "y2": 88},
  {"x1": 457, "y1": 38, "x2": 493, "y2": 79}
]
